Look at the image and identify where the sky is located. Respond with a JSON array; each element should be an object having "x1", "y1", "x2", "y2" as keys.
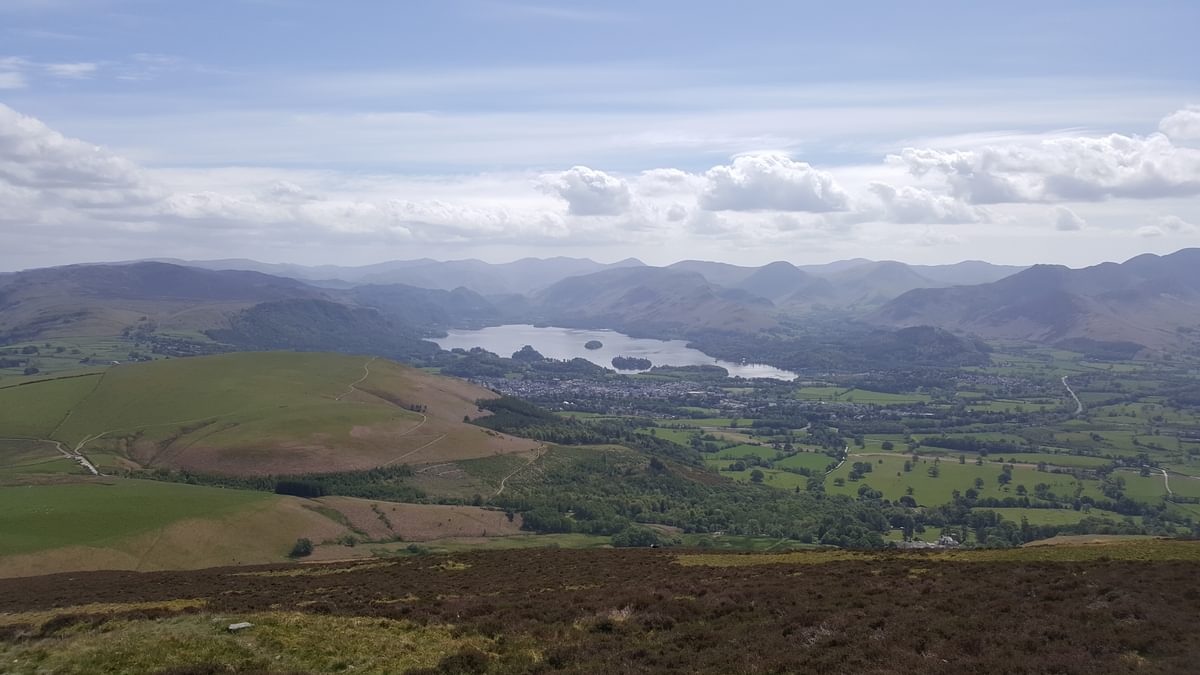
[{"x1": 1, "y1": 0, "x2": 1199, "y2": 271}]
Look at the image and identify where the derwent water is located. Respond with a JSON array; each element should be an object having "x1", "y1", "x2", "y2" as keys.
[{"x1": 432, "y1": 324, "x2": 797, "y2": 380}]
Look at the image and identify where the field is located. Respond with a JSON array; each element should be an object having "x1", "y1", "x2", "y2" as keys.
[
  {"x1": 0, "y1": 478, "x2": 271, "y2": 557},
  {"x1": 1, "y1": 542, "x2": 1198, "y2": 674},
  {"x1": 825, "y1": 454, "x2": 1094, "y2": 506},
  {"x1": 971, "y1": 507, "x2": 1131, "y2": 526},
  {"x1": 0, "y1": 352, "x2": 538, "y2": 475},
  {"x1": 0, "y1": 474, "x2": 571, "y2": 577}
]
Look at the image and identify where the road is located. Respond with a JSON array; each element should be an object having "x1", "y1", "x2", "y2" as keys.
[
  {"x1": 825, "y1": 446, "x2": 850, "y2": 475},
  {"x1": 1160, "y1": 468, "x2": 1173, "y2": 496},
  {"x1": 1062, "y1": 376, "x2": 1083, "y2": 415}
]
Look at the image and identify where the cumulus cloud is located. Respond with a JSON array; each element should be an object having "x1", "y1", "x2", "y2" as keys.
[
  {"x1": 1054, "y1": 206, "x2": 1086, "y2": 231},
  {"x1": 1135, "y1": 214, "x2": 1196, "y2": 239},
  {"x1": 1159, "y1": 106, "x2": 1200, "y2": 142},
  {"x1": 896, "y1": 126, "x2": 1200, "y2": 204},
  {"x1": 0, "y1": 103, "x2": 160, "y2": 220},
  {"x1": 699, "y1": 153, "x2": 850, "y2": 213},
  {"x1": 539, "y1": 165, "x2": 631, "y2": 216},
  {"x1": 867, "y1": 182, "x2": 980, "y2": 223}
]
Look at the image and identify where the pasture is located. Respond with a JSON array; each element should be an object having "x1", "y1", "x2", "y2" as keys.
[
  {"x1": 0, "y1": 352, "x2": 538, "y2": 476},
  {"x1": 0, "y1": 478, "x2": 271, "y2": 557}
]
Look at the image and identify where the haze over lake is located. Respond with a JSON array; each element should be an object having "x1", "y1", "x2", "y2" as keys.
[{"x1": 432, "y1": 324, "x2": 798, "y2": 380}]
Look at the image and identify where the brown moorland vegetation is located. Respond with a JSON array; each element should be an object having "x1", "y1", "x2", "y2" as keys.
[{"x1": 2, "y1": 542, "x2": 1198, "y2": 674}]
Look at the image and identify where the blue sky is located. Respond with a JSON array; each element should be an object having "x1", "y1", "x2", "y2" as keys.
[{"x1": 1, "y1": 0, "x2": 1198, "y2": 269}]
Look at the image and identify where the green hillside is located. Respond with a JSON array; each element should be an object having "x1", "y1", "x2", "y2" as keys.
[{"x1": 0, "y1": 352, "x2": 535, "y2": 476}]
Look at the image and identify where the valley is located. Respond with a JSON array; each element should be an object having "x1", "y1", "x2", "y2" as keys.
[{"x1": 2, "y1": 252, "x2": 1199, "y2": 671}]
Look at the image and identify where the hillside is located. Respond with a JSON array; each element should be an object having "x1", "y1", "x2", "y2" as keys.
[
  {"x1": 2, "y1": 542, "x2": 1197, "y2": 673},
  {"x1": 0, "y1": 262, "x2": 321, "y2": 342},
  {"x1": 731, "y1": 261, "x2": 834, "y2": 304},
  {"x1": 874, "y1": 248, "x2": 1200, "y2": 350},
  {"x1": 533, "y1": 266, "x2": 777, "y2": 336},
  {"x1": 0, "y1": 351, "x2": 537, "y2": 476}
]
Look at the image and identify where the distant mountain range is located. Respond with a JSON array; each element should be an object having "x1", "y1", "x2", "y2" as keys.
[
  {"x1": 147, "y1": 255, "x2": 1024, "y2": 298},
  {"x1": 874, "y1": 249, "x2": 1200, "y2": 352},
  {"x1": 3, "y1": 250, "x2": 1196, "y2": 359}
]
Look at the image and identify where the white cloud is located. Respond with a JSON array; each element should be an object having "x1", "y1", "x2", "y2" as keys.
[
  {"x1": 1138, "y1": 214, "x2": 1196, "y2": 236},
  {"x1": 1054, "y1": 206, "x2": 1086, "y2": 231},
  {"x1": 699, "y1": 153, "x2": 850, "y2": 212},
  {"x1": 867, "y1": 182, "x2": 980, "y2": 224},
  {"x1": 0, "y1": 103, "x2": 159, "y2": 220},
  {"x1": 896, "y1": 127, "x2": 1200, "y2": 204},
  {"x1": 1159, "y1": 106, "x2": 1200, "y2": 143},
  {"x1": 44, "y1": 61, "x2": 97, "y2": 78},
  {"x1": 539, "y1": 165, "x2": 631, "y2": 216}
]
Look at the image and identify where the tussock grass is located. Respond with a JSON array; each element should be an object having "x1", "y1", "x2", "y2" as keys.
[{"x1": 0, "y1": 612, "x2": 498, "y2": 675}]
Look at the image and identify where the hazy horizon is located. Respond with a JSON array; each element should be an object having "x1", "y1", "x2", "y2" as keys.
[{"x1": 6, "y1": 245, "x2": 1199, "y2": 276}]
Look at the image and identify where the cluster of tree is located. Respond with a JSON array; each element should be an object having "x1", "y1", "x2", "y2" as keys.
[
  {"x1": 138, "y1": 464, "x2": 423, "y2": 503},
  {"x1": 495, "y1": 446, "x2": 888, "y2": 548},
  {"x1": 612, "y1": 355, "x2": 652, "y2": 370},
  {"x1": 918, "y1": 435, "x2": 1028, "y2": 455}
]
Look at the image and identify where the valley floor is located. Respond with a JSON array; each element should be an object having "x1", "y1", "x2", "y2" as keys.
[{"x1": 2, "y1": 540, "x2": 1199, "y2": 674}]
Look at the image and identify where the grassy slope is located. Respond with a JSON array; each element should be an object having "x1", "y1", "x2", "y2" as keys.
[
  {"x1": 0, "y1": 352, "x2": 537, "y2": 475},
  {"x1": 0, "y1": 479, "x2": 273, "y2": 556}
]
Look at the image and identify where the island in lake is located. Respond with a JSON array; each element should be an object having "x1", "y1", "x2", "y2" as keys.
[
  {"x1": 584, "y1": 340, "x2": 603, "y2": 350},
  {"x1": 612, "y1": 355, "x2": 652, "y2": 370}
]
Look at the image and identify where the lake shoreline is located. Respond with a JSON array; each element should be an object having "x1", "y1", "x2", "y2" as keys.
[{"x1": 432, "y1": 324, "x2": 798, "y2": 381}]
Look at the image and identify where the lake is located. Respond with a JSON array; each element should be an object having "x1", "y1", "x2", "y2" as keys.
[{"x1": 432, "y1": 324, "x2": 798, "y2": 381}]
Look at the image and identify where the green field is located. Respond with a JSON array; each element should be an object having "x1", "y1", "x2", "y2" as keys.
[
  {"x1": 0, "y1": 352, "x2": 480, "y2": 474},
  {"x1": 711, "y1": 443, "x2": 777, "y2": 460},
  {"x1": 0, "y1": 478, "x2": 272, "y2": 556},
  {"x1": 973, "y1": 507, "x2": 1131, "y2": 526},
  {"x1": 775, "y1": 451, "x2": 837, "y2": 472},
  {"x1": 0, "y1": 337, "x2": 153, "y2": 380},
  {"x1": 826, "y1": 454, "x2": 1098, "y2": 506}
]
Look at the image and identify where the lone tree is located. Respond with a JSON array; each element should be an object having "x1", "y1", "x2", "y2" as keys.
[
  {"x1": 750, "y1": 469, "x2": 765, "y2": 484},
  {"x1": 289, "y1": 538, "x2": 314, "y2": 558}
]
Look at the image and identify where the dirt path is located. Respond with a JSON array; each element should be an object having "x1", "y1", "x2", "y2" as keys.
[
  {"x1": 1062, "y1": 376, "x2": 1083, "y2": 415},
  {"x1": 382, "y1": 433, "x2": 448, "y2": 467},
  {"x1": 0, "y1": 437, "x2": 100, "y2": 476},
  {"x1": 335, "y1": 356, "x2": 378, "y2": 401},
  {"x1": 495, "y1": 445, "x2": 548, "y2": 496},
  {"x1": 1160, "y1": 468, "x2": 1173, "y2": 496}
]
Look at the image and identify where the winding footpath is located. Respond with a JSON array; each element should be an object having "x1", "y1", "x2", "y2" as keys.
[
  {"x1": 335, "y1": 356, "x2": 378, "y2": 401},
  {"x1": 1062, "y1": 375, "x2": 1083, "y2": 416}
]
